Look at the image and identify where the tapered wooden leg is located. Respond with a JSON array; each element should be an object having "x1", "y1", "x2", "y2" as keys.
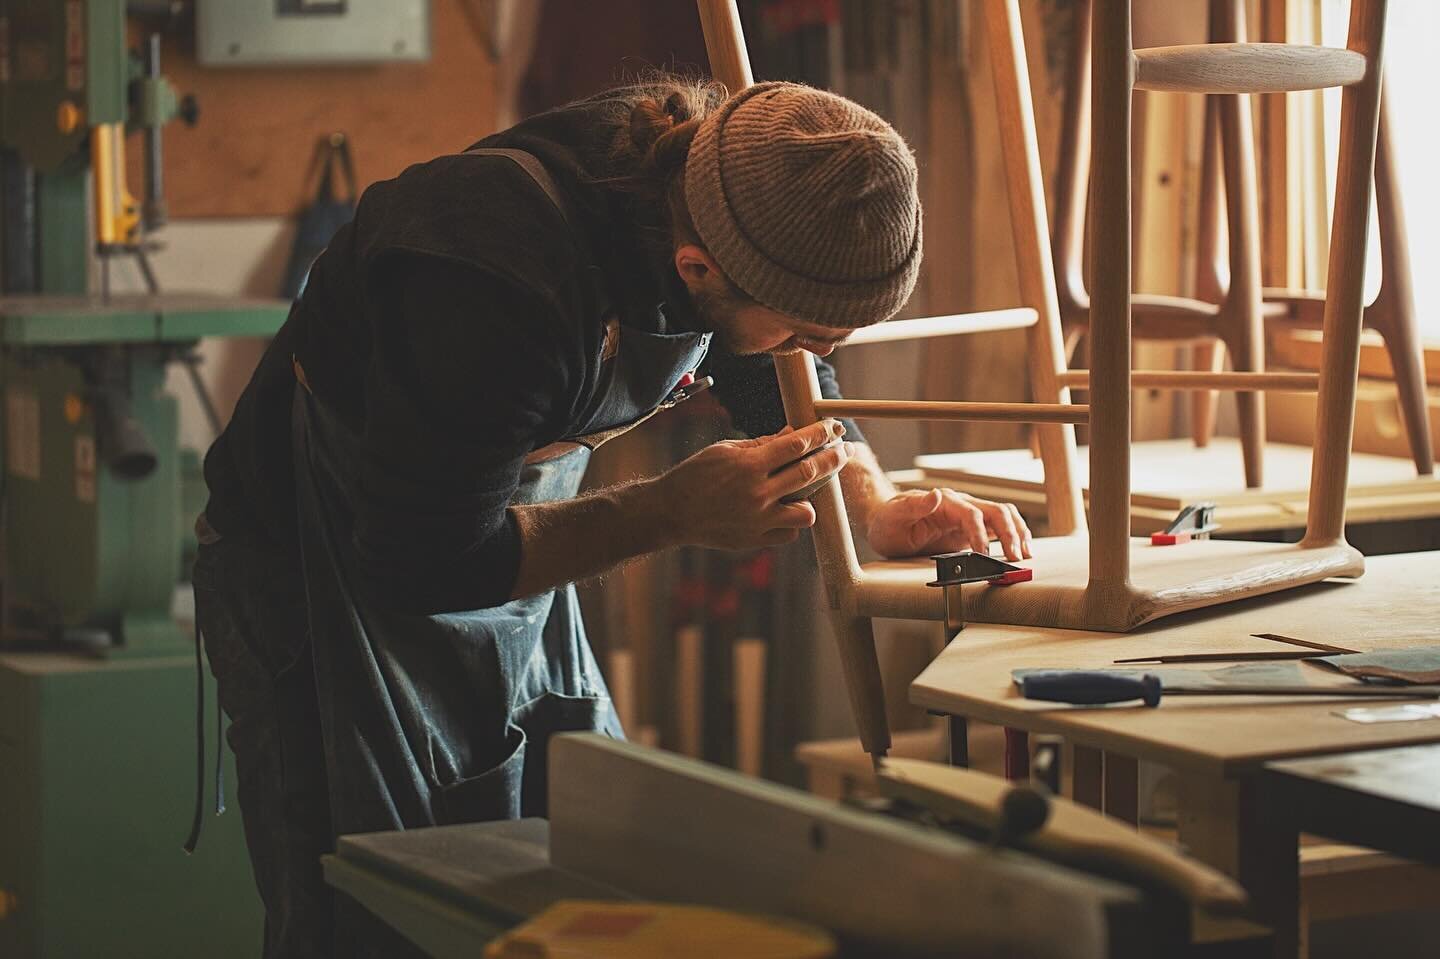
[
  {"x1": 1370, "y1": 100, "x2": 1433, "y2": 475},
  {"x1": 1215, "y1": 0, "x2": 1266, "y2": 489},
  {"x1": 1192, "y1": 90, "x2": 1227, "y2": 451},
  {"x1": 1086, "y1": 0, "x2": 1134, "y2": 589},
  {"x1": 828, "y1": 614, "x2": 891, "y2": 760},
  {"x1": 1377, "y1": 309, "x2": 1434, "y2": 476},
  {"x1": 1226, "y1": 322, "x2": 1267, "y2": 489},
  {"x1": 1304, "y1": 0, "x2": 1389, "y2": 546},
  {"x1": 1190, "y1": 340, "x2": 1225, "y2": 448}
]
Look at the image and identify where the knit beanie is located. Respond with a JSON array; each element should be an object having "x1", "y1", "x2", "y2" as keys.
[{"x1": 684, "y1": 81, "x2": 922, "y2": 328}]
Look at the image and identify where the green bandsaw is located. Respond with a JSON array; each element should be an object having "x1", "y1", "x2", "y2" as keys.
[
  {"x1": 1, "y1": 0, "x2": 290, "y2": 656},
  {"x1": 1, "y1": 4, "x2": 279, "y2": 955}
]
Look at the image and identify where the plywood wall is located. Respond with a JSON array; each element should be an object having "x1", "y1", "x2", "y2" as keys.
[{"x1": 128, "y1": 0, "x2": 503, "y2": 219}]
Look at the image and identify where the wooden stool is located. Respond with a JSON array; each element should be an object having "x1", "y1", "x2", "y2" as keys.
[{"x1": 1054, "y1": 0, "x2": 1271, "y2": 488}]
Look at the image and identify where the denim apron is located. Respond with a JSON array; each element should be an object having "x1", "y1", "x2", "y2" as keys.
[
  {"x1": 192, "y1": 149, "x2": 709, "y2": 956},
  {"x1": 290, "y1": 150, "x2": 710, "y2": 836},
  {"x1": 292, "y1": 327, "x2": 708, "y2": 834}
]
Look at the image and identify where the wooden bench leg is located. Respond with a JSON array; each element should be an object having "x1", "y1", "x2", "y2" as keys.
[
  {"x1": 946, "y1": 715, "x2": 969, "y2": 768},
  {"x1": 1074, "y1": 744, "x2": 1103, "y2": 809},
  {"x1": 1102, "y1": 751, "x2": 1139, "y2": 825},
  {"x1": 1004, "y1": 727, "x2": 1030, "y2": 781},
  {"x1": 1180, "y1": 773, "x2": 1302, "y2": 958}
]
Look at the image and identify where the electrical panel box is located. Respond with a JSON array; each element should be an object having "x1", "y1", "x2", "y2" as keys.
[{"x1": 196, "y1": 0, "x2": 430, "y2": 66}]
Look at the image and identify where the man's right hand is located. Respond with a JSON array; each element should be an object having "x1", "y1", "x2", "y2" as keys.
[{"x1": 654, "y1": 419, "x2": 853, "y2": 551}]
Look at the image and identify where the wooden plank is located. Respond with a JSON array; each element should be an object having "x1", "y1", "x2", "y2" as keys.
[
  {"x1": 548, "y1": 734, "x2": 1141, "y2": 958},
  {"x1": 907, "y1": 552, "x2": 1440, "y2": 777}
]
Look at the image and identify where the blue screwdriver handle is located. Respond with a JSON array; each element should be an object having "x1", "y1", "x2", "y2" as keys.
[{"x1": 1019, "y1": 670, "x2": 1163, "y2": 707}]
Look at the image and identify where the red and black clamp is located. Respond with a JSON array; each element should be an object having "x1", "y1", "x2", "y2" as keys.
[
  {"x1": 926, "y1": 549, "x2": 1033, "y2": 636},
  {"x1": 1150, "y1": 502, "x2": 1220, "y2": 546}
]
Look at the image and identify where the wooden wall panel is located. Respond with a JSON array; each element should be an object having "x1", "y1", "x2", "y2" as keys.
[{"x1": 130, "y1": 0, "x2": 502, "y2": 218}]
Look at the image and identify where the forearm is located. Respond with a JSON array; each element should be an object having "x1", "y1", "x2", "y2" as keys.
[
  {"x1": 508, "y1": 477, "x2": 679, "y2": 600},
  {"x1": 838, "y1": 441, "x2": 896, "y2": 533}
]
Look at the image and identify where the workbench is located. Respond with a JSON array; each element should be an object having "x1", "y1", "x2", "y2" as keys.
[
  {"x1": 904, "y1": 439, "x2": 1440, "y2": 539},
  {"x1": 325, "y1": 736, "x2": 1199, "y2": 958},
  {"x1": 909, "y1": 550, "x2": 1440, "y2": 958}
]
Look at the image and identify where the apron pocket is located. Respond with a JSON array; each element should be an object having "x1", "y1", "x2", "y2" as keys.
[
  {"x1": 433, "y1": 724, "x2": 527, "y2": 825},
  {"x1": 511, "y1": 691, "x2": 615, "y2": 818}
]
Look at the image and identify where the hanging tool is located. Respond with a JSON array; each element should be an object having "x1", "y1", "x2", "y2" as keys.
[
  {"x1": 1150, "y1": 502, "x2": 1219, "y2": 545},
  {"x1": 1015, "y1": 669, "x2": 1440, "y2": 707},
  {"x1": 926, "y1": 550, "x2": 1033, "y2": 636}
]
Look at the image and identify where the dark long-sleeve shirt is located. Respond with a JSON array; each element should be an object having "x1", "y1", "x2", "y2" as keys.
[{"x1": 202, "y1": 88, "x2": 858, "y2": 614}]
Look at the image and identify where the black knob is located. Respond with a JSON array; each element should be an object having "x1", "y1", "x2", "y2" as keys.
[
  {"x1": 178, "y1": 94, "x2": 199, "y2": 127},
  {"x1": 992, "y1": 786, "x2": 1051, "y2": 849}
]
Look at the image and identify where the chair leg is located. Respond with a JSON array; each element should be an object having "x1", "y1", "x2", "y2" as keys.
[
  {"x1": 1303, "y1": 0, "x2": 1389, "y2": 546},
  {"x1": 826, "y1": 614, "x2": 891, "y2": 761},
  {"x1": 1374, "y1": 309, "x2": 1434, "y2": 476},
  {"x1": 1214, "y1": 0, "x2": 1266, "y2": 490},
  {"x1": 1226, "y1": 325, "x2": 1267, "y2": 489},
  {"x1": 1190, "y1": 340, "x2": 1225, "y2": 449},
  {"x1": 1370, "y1": 98, "x2": 1434, "y2": 475}
]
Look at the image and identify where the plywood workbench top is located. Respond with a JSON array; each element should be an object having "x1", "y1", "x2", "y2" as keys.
[{"x1": 910, "y1": 551, "x2": 1440, "y2": 777}]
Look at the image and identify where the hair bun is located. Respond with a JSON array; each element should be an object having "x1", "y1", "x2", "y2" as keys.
[
  {"x1": 628, "y1": 97, "x2": 677, "y2": 154},
  {"x1": 663, "y1": 91, "x2": 690, "y2": 124}
]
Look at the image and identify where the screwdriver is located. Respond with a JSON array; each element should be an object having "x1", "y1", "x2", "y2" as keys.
[{"x1": 1016, "y1": 670, "x2": 1440, "y2": 707}]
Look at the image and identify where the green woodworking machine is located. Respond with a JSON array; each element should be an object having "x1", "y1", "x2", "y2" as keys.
[
  {"x1": 0, "y1": 0, "x2": 289, "y2": 655},
  {"x1": 0, "y1": 3, "x2": 277, "y2": 954}
]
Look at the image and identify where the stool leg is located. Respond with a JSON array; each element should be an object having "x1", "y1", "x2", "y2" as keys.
[
  {"x1": 1370, "y1": 100, "x2": 1434, "y2": 475},
  {"x1": 1193, "y1": 93, "x2": 1227, "y2": 450},
  {"x1": 1215, "y1": 0, "x2": 1267, "y2": 489}
]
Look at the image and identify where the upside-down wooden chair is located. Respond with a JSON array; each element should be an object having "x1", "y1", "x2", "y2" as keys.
[
  {"x1": 697, "y1": 0, "x2": 1387, "y2": 763},
  {"x1": 1054, "y1": 0, "x2": 1273, "y2": 488}
]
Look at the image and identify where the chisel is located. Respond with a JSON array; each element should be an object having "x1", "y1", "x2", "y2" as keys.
[{"x1": 1016, "y1": 670, "x2": 1440, "y2": 708}]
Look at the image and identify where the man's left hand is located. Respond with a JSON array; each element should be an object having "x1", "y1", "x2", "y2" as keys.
[{"x1": 866, "y1": 488, "x2": 1033, "y2": 561}]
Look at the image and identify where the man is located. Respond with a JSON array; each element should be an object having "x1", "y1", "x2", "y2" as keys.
[{"x1": 194, "y1": 77, "x2": 1032, "y2": 956}]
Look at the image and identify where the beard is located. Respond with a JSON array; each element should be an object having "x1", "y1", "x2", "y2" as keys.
[{"x1": 691, "y1": 287, "x2": 763, "y2": 356}]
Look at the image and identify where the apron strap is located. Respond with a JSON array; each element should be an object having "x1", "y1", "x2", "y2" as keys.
[{"x1": 463, "y1": 147, "x2": 574, "y2": 228}]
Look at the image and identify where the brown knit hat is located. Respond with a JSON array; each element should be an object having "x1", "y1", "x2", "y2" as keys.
[{"x1": 684, "y1": 81, "x2": 922, "y2": 328}]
